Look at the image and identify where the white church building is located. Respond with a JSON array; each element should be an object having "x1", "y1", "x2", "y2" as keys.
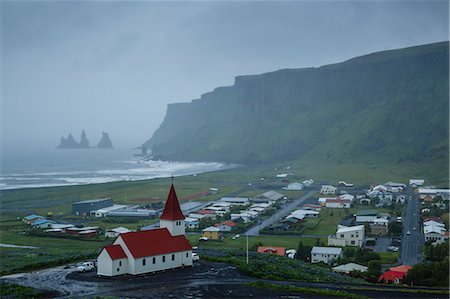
[{"x1": 97, "y1": 184, "x2": 193, "y2": 276}]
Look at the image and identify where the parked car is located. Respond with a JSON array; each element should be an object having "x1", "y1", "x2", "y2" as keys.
[
  {"x1": 232, "y1": 234, "x2": 240, "y2": 240},
  {"x1": 77, "y1": 262, "x2": 95, "y2": 273},
  {"x1": 199, "y1": 237, "x2": 208, "y2": 241},
  {"x1": 192, "y1": 253, "x2": 200, "y2": 261},
  {"x1": 388, "y1": 246, "x2": 399, "y2": 252}
]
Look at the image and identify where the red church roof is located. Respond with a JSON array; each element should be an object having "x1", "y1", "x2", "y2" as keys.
[
  {"x1": 160, "y1": 184, "x2": 185, "y2": 221},
  {"x1": 118, "y1": 228, "x2": 191, "y2": 258},
  {"x1": 389, "y1": 265, "x2": 412, "y2": 273},
  {"x1": 104, "y1": 244, "x2": 127, "y2": 260}
]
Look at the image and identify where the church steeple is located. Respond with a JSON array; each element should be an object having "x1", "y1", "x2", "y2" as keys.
[{"x1": 160, "y1": 184, "x2": 185, "y2": 236}]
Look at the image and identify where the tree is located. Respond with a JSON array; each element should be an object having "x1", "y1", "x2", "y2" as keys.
[
  {"x1": 295, "y1": 241, "x2": 312, "y2": 262},
  {"x1": 388, "y1": 221, "x2": 402, "y2": 236},
  {"x1": 367, "y1": 260, "x2": 381, "y2": 282}
]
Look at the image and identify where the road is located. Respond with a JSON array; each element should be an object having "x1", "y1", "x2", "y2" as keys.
[
  {"x1": 400, "y1": 188, "x2": 422, "y2": 265},
  {"x1": 244, "y1": 190, "x2": 315, "y2": 236}
]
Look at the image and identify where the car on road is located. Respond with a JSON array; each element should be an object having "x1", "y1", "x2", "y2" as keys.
[
  {"x1": 407, "y1": 230, "x2": 411, "y2": 235},
  {"x1": 192, "y1": 253, "x2": 200, "y2": 261},
  {"x1": 413, "y1": 227, "x2": 416, "y2": 231},
  {"x1": 388, "y1": 246, "x2": 399, "y2": 252},
  {"x1": 77, "y1": 262, "x2": 95, "y2": 273}
]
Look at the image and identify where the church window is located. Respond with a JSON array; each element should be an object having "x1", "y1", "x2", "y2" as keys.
[
  {"x1": 142, "y1": 258, "x2": 146, "y2": 266},
  {"x1": 162, "y1": 256, "x2": 166, "y2": 262},
  {"x1": 153, "y1": 257, "x2": 156, "y2": 264},
  {"x1": 172, "y1": 254, "x2": 175, "y2": 261}
]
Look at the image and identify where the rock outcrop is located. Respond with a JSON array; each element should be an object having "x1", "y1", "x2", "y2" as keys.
[{"x1": 97, "y1": 132, "x2": 113, "y2": 148}]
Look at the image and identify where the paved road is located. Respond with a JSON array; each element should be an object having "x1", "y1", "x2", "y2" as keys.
[
  {"x1": 400, "y1": 188, "x2": 422, "y2": 265},
  {"x1": 244, "y1": 190, "x2": 315, "y2": 236}
]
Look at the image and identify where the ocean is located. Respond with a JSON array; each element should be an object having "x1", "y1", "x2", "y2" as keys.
[{"x1": 0, "y1": 147, "x2": 230, "y2": 190}]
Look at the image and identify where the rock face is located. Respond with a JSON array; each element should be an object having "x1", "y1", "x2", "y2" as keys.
[
  {"x1": 79, "y1": 130, "x2": 90, "y2": 148},
  {"x1": 57, "y1": 133, "x2": 79, "y2": 148},
  {"x1": 143, "y1": 42, "x2": 449, "y2": 172},
  {"x1": 97, "y1": 132, "x2": 113, "y2": 148}
]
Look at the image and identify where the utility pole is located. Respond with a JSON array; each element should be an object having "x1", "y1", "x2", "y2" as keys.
[{"x1": 246, "y1": 234, "x2": 249, "y2": 264}]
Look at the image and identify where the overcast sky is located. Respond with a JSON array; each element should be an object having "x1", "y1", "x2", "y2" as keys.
[{"x1": 1, "y1": 1, "x2": 448, "y2": 150}]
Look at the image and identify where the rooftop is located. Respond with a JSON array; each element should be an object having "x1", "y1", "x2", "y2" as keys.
[
  {"x1": 311, "y1": 246, "x2": 342, "y2": 255},
  {"x1": 74, "y1": 198, "x2": 111, "y2": 205},
  {"x1": 160, "y1": 184, "x2": 185, "y2": 221}
]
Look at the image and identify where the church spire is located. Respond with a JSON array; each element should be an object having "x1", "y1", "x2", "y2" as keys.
[{"x1": 160, "y1": 184, "x2": 185, "y2": 221}]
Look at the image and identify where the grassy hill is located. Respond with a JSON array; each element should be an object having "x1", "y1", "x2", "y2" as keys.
[{"x1": 144, "y1": 42, "x2": 449, "y2": 183}]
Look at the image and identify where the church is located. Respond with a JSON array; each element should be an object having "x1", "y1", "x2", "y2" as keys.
[{"x1": 97, "y1": 184, "x2": 193, "y2": 276}]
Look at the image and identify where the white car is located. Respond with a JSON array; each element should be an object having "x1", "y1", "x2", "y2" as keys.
[
  {"x1": 199, "y1": 237, "x2": 208, "y2": 241},
  {"x1": 77, "y1": 262, "x2": 95, "y2": 273},
  {"x1": 406, "y1": 230, "x2": 411, "y2": 235},
  {"x1": 192, "y1": 252, "x2": 200, "y2": 261},
  {"x1": 232, "y1": 234, "x2": 240, "y2": 240},
  {"x1": 388, "y1": 246, "x2": 399, "y2": 252}
]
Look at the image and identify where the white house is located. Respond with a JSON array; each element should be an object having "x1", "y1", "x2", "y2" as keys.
[
  {"x1": 105, "y1": 227, "x2": 131, "y2": 238},
  {"x1": 328, "y1": 225, "x2": 365, "y2": 247},
  {"x1": 339, "y1": 194, "x2": 355, "y2": 202},
  {"x1": 373, "y1": 218, "x2": 389, "y2": 227},
  {"x1": 219, "y1": 197, "x2": 250, "y2": 205},
  {"x1": 332, "y1": 263, "x2": 368, "y2": 274},
  {"x1": 409, "y1": 179, "x2": 424, "y2": 186},
  {"x1": 184, "y1": 217, "x2": 200, "y2": 229},
  {"x1": 94, "y1": 205, "x2": 127, "y2": 217},
  {"x1": 283, "y1": 182, "x2": 303, "y2": 191},
  {"x1": 311, "y1": 247, "x2": 343, "y2": 264},
  {"x1": 320, "y1": 185, "x2": 337, "y2": 195},
  {"x1": 288, "y1": 209, "x2": 319, "y2": 220},
  {"x1": 423, "y1": 225, "x2": 447, "y2": 244},
  {"x1": 325, "y1": 199, "x2": 351, "y2": 209},
  {"x1": 97, "y1": 184, "x2": 192, "y2": 277},
  {"x1": 423, "y1": 220, "x2": 445, "y2": 228}
]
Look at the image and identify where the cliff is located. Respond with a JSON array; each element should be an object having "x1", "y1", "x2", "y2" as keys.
[{"x1": 143, "y1": 42, "x2": 449, "y2": 174}]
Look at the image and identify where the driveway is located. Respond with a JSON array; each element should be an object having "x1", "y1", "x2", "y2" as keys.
[{"x1": 373, "y1": 236, "x2": 391, "y2": 253}]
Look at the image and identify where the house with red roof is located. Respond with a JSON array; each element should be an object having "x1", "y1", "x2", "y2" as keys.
[
  {"x1": 97, "y1": 184, "x2": 193, "y2": 276},
  {"x1": 257, "y1": 246, "x2": 286, "y2": 256},
  {"x1": 214, "y1": 220, "x2": 237, "y2": 232},
  {"x1": 378, "y1": 265, "x2": 412, "y2": 284}
]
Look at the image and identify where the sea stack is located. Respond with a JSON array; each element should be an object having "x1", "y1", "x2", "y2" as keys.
[
  {"x1": 79, "y1": 130, "x2": 90, "y2": 148},
  {"x1": 57, "y1": 133, "x2": 79, "y2": 148},
  {"x1": 97, "y1": 132, "x2": 113, "y2": 149}
]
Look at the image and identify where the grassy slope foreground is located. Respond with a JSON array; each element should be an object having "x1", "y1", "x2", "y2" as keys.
[{"x1": 145, "y1": 42, "x2": 449, "y2": 184}]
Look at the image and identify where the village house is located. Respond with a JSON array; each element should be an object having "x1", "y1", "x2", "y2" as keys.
[
  {"x1": 328, "y1": 225, "x2": 365, "y2": 247},
  {"x1": 72, "y1": 197, "x2": 113, "y2": 216},
  {"x1": 202, "y1": 226, "x2": 221, "y2": 240},
  {"x1": 423, "y1": 224, "x2": 447, "y2": 244},
  {"x1": 370, "y1": 224, "x2": 388, "y2": 235},
  {"x1": 325, "y1": 199, "x2": 351, "y2": 209},
  {"x1": 356, "y1": 210, "x2": 379, "y2": 223},
  {"x1": 311, "y1": 246, "x2": 343, "y2": 264},
  {"x1": 320, "y1": 185, "x2": 337, "y2": 195},
  {"x1": 379, "y1": 265, "x2": 412, "y2": 284},
  {"x1": 253, "y1": 190, "x2": 284, "y2": 204},
  {"x1": 214, "y1": 220, "x2": 237, "y2": 232},
  {"x1": 97, "y1": 184, "x2": 193, "y2": 276},
  {"x1": 409, "y1": 179, "x2": 424, "y2": 186},
  {"x1": 219, "y1": 197, "x2": 250, "y2": 206},
  {"x1": 32, "y1": 219, "x2": 56, "y2": 229},
  {"x1": 184, "y1": 217, "x2": 200, "y2": 229},
  {"x1": 332, "y1": 263, "x2": 368, "y2": 274},
  {"x1": 105, "y1": 227, "x2": 131, "y2": 238},
  {"x1": 283, "y1": 182, "x2": 304, "y2": 191},
  {"x1": 257, "y1": 246, "x2": 286, "y2": 256},
  {"x1": 22, "y1": 214, "x2": 45, "y2": 225}
]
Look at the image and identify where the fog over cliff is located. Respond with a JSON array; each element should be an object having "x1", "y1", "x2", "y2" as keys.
[{"x1": 1, "y1": 1, "x2": 448, "y2": 150}]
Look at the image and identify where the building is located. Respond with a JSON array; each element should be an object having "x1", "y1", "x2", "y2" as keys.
[
  {"x1": 325, "y1": 199, "x2": 351, "y2": 209},
  {"x1": 32, "y1": 219, "x2": 56, "y2": 229},
  {"x1": 72, "y1": 198, "x2": 113, "y2": 216},
  {"x1": 311, "y1": 247, "x2": 343, "y2": 264},
  {"x1": 214, "y1": 220, "x2": 237, "y2": 232},
  {"x1": 423, "y1": 225, "x2": 447, "y2": 244},
  {"x1": 320, "y1": 185, "x2": 337, "y2": 195},
  {"x1": 219, "y1": 197, "x2": 250, "y2": 205},
  {"x1": 257, "y1": 246, "x2": 286, "y2": 256},
  {"x1": 409, "y1": 179, "x2": 424, "y2": 186},
  {"x1": 253, "y1": 190, "x2": 284, "y2": 203},
  {"x1": 339, "y1": 194, "x2": 355, "y2": 201},
  {"x1": 378, "y1": 265, "x2": 412, "y2": 284},
  {"x1": 283, "y1": 182, "x2": 303, "y2": 191},
  {"x1": 370, "y1": 224, "x2": 388, "y2": 235},
  {"x1": 184, "y1": 217, "x2": 200, "y2": 229},
  {"x1": 287, "y1": 209, "x2": 319, "y2": 221},
  {"x1": 97, "y1": 184, "x2": 192, "y2": 276},
  {"x1": 105, "y1": 227, "x2": 131, "y2": 238},
  {"x1": 356, "y1": 210, "x2": 379, "y2": 223},
  {"x1": 328, "y1": 225, "x2": 365, "y2": 247},
  {"x1": 22, "y1": 214, "x2": 45, "y2": 225},
  {"x1": 417, "y1": 188, "x2": 450, "y2": 201},
  {"x1": 332, "y1": 263, "x2": 368, "y2": 274},
  {"x1": 202, "y1": 226, "x2": 221, "y2": 240}
]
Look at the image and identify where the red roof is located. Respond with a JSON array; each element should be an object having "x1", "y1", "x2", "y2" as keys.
[
  {"x1": 378, "y1": 270, "x2": 407, "y2": 283},
  {"x1": 118, "y1": 228, "x2": 192, "y2": 258},
  {"x1": 104, "y1": 244, "x2": 127, "y2": 260},
  {"x1": 389, "y1": 265, "x2": 412, "y2": 273},
  {"x1": 257, "y1": 246, "x2": 286, "y2": 256},
  {"x1": 160, "y1": 184, "x2": 185, "y2": 221},
  {"x1": 214, "y1": 220, "x2": 237, "y2": 228}
]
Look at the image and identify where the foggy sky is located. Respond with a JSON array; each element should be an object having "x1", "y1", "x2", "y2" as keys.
[{"x1": 1, "y1": 1, "x2": 448, "y2": 150}]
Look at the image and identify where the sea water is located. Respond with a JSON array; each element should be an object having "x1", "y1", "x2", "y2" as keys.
[{"x1": 0, "y1": 147, "x2": 230, "y2": 190}]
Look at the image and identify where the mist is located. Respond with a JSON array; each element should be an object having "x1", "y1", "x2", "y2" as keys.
[{"x1": 1, "y1": 1, "x2": 448, "y2": 150}]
